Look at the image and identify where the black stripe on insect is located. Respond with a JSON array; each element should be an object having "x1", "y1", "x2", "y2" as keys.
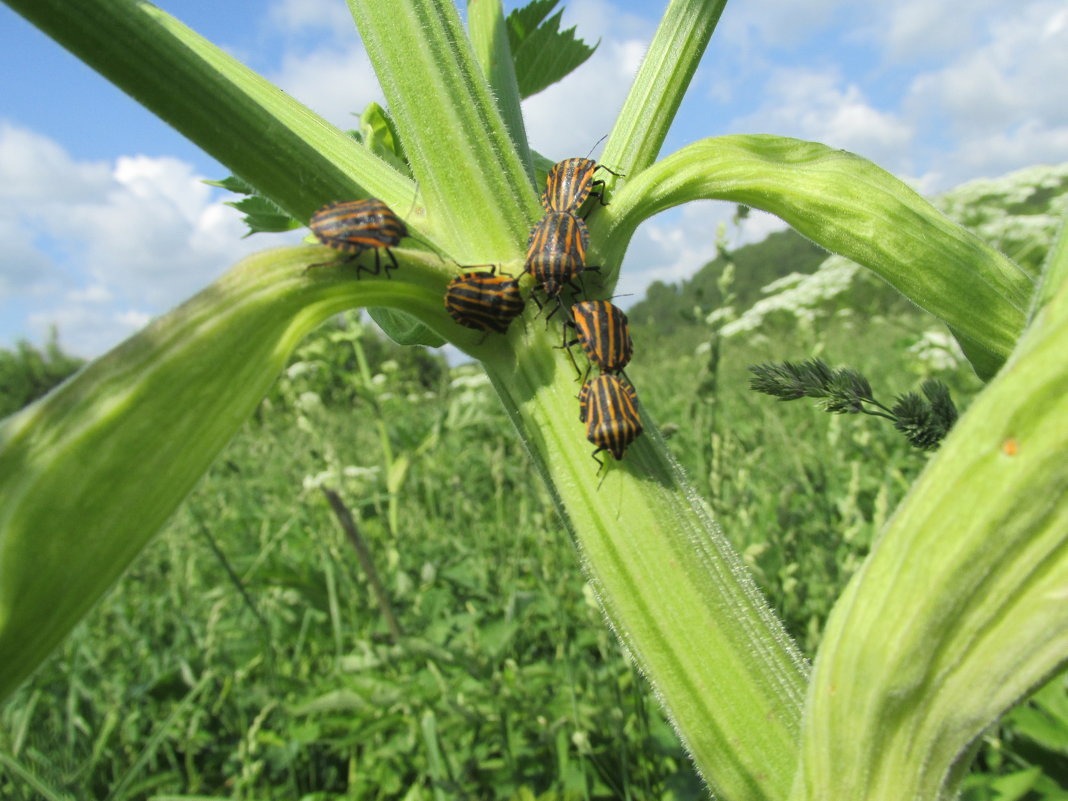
[
  {"x1": 578, "y1": 373, "x2": 643, "y2": 467},
  {"x1": 541, "y1": 157, "x2": 624, "y2": 217},
  {"x1": 306, "y1": 198, "x2": 408, "y2": 278},
  {"x1": 562, "y1": 300, "x2": 634, "y2": 383},
  {"x1": 522, "y1": 211, "x2": 599, "y2": 320},
  {"x1": 444, "y1": 265, "x2": 526, "y2": 338}
]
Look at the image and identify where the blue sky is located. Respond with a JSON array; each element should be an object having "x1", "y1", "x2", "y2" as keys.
[{"x1": 2, "y1": 0, "x2": 1067, "y2": 358}]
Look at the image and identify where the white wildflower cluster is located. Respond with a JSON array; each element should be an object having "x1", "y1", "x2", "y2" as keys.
[
  {"x1": 935, "y1": 163, "x2": 1068, "y2": 273},
  {"x1": 302, "y1": 464, "x2": 381, "y2": 492},
  {"x1": 716, "y1": 162, "x2": 1068, "y2": 343},
  {"x1": 295, "y1": 391, "x2": 324, "y2": 414},
  {"x1": 284, "y1": 360, "x2": 318, "y2": 380},
  {"x1": 719, "y1": 256, "x2": 860, "y2": 338},
  {"x1": 907, "y1": 330, "x2": 965, "y2": 373},
  {"x1": 448, "y1": 370, "x2": 492, "y2": 392},
  {"x1": 703, "y1": 306, "x2": 735, "y2": 327},
  {"x1": 445, "y1": 368, "x2": 495, "y2": 427}
]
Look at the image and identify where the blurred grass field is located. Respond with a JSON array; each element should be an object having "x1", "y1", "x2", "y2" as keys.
[{"x1": 3, "y1": 164, "x2": 1068, "y2": 800}]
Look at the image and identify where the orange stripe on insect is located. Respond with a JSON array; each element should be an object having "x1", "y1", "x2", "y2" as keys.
[
  {"x1": 522, "y1": 211, "x2": 598, "y2": 319},
  {"x1": 307, "y1": 198, "x2": 408, "y2": 278},
  {"x1": 565, "y1": 300, "x2": 633, "y2": 382},
  {"x1": 541, "y1": 157, "x2": 624, "y2": 217},
  {"x1": 444, "y1": 266, "x2": 526, "y2": 336},
  {"x1": 578, "y1": 373, "x2": 643, "y2": 466}
]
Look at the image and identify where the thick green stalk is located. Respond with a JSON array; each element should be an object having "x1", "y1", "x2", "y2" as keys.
[
  {"x1": 791, "y1": 211, "x2": 1068, "y2": 801},
  {"x1": 3, "y1": 3, "x2": 813, "y2": 798},
  {"x1": 336, "y1": 15, "x2": 813, "y2": 793},
  {"x1": 3, "y1": 0, "x2": 413, "y2": 225},
  {"x1": 0, "y1": 245, "x2": 808, "y2": 801},
  {"x1": 602, "y1": 0, "x2": 728, "y2": 177},
  {"x1": 0, "y1": 248, "x2": 450, "y2": 698},
  {"x1": 1031, "y1": 211, "x2": 1068, "y2": 323},
  {"x1": 467, "y1": 0, "x2": 535, "y2": 181},
  {"x1": 477, "y1": 333, "x2": 807, "y2": 801},
  {"x1": 602, "y1": 135, "x2": 1033, "y2": 375},
  {"x1": 348, "y1": 0, "x2": 540, "y2": 261}
]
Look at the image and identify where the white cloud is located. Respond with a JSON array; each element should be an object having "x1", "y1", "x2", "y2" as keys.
[
  {"x1": 26, "y1": 303, "x2": 152, "y2": 360},
  {"x1": 950, "y1": 121, "x2": 1068, "y2": 181},
  {"x1": 270, "y1": 46, "x2": 382, "y2": 131},
  {"x1": 902, "y1": 0, "x2": 1068, "y2": 185},
  {"x1": 0, "y1": 123, "x2": 291, "y2": 358},
  {"x1": 46, "y1": 154, "x2": 262, "y2": 309},
  {"x1": 522, "y1": 0, "x2": 654, "y2": 160},
  {"x1": 718, "y1": 0, "x2": 849, "y2": 49},
  {"x1": 0, "y1": 217, "x2": 59, "y2": 298},
  {"x1": 881, "y1": 2, "x2": 967, "y2": 60},
  {"x1": 729, "y1": 68, "x2": 915, "y2": 172},
  {"x1": 905, "y1": 1, "x2": 1068, "y2": 132},
  {"x1": 268, "y1": 0, "x2": 356, "y2": 34},
  {"x1": 0, "y1": 121, "x2": 112, "y2": 205},
  {"x1": 862, "y1": 0, "x2": 1003, "y2": 62},
  {"x1": 614, "y1": 202, "x2": 786, "y2": 304}
]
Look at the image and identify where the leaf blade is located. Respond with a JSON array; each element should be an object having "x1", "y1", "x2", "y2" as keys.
[
  {"x1": 0, "y1": 246, "x2": 450, "y2": 700},
  {"x1": 606, "y1": 135, "x2": 1034, "y2": 376}
]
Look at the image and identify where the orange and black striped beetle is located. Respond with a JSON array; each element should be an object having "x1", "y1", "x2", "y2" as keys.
[
  {"x1": 564, "y1": 300, "x2": 634, "y2": 382},
  {"x1": 578, "y1": 373, "x2": 643, "y2": 465},
  {"x1": 444, "y1": 266, "x2": 525, "y2": 335},
  {"x1": 307, "y1": 198, "x2": 408, "y2": 277},
  {"x1": 523, "y1": 211, "x2": 598, "y2": 318},
  {"x1": 541, "y1": 157, "x2": 623, "y2": 216}
]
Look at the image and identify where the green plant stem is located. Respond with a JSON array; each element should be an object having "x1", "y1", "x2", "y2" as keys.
[
  {"x1": 603, "y1": 0, "x2": 728, "y2": 177},
  {"x1": 791, "y1": 209, "x2": 1068, "y2": 801},
  {"x1": 350, "y1": 336, "x2": 400, "y2": 537},
  {"x1": 0, "y1": 247, "x2": 450, "y2": 698},
  {"x1": 321, "y1": 487, "x2": 403, "y2": 643},
  {"x1": 3, "y1": 0, "x2": 415, "y2": 226},
  {"x1": 467, "y1": 0, "x2": 535, "y2": 181},
  {"x1": 4, "y1": 3, "x2": 813, "y2": 798},
  {"x1": 347, "y1": 0, "x2": 540, "y2": 260},
  {"x1": 602, "y1": 135, "x2": 1034, "y2": 375},
  {"x1": 478, "y1": 332, "x2": 808, "y2": 801}
]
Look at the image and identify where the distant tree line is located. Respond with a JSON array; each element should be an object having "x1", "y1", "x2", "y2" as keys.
[
  {"x1": 626, "y1": 228, "x2": 828, "y2": 337},
  {"x1": 0, "y1": 331, "x2": 84, "y2": 418}
]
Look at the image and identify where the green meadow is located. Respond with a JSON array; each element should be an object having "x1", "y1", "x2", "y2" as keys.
[{"x1": 3, "y1": 164, "x2": 1067, "y2": 800}]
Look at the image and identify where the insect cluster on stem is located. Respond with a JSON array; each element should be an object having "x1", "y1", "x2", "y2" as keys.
[{"x1": 305, "y1": 152, "x2": 641, "y2": 469}]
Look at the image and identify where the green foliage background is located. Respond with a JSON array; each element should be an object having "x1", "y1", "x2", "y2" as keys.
[{"x1": 2, "y1": 162, "x2": 1066, "y2": 800}]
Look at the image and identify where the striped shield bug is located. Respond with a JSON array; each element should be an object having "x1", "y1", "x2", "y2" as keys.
[
  {"x1": 540, "y1": 157, "x2": 623, "y2": 216},
  {"x1": 307, "y1": 198, "x2": 408, "y2": 278},
  {"x1": 565, "y1": 300, "x2": 633, "y2": 382},
  {"x1": 578, "y1": 373, "x2": 643, "y2": 465},
  {"x1": 444, "y1": 266, "x2": 525, "y2": 335},
  {"x1": 523, "y1": 211, "x2": 598, "y2": 318}
]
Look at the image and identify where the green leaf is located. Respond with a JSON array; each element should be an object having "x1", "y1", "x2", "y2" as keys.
[
  {"x1": 467, "y1": 0, "x2": 533, "y2": 177},
  {"x1": 790, "y1": 206, "x2": 1068, "y2": 800},
  {"x1": 225, "y1": 195, "x2": 301, "y2": 235},
  {"x1": 203, "y1": 174, "x2": 256, "y2": 194},
  {"x1": 505, "y1": 0, "x2": 557, "y2": 47},
  {"x1": 1010, "y1": 705, "x2": 1068, "y2": 754},
  {"x1": 367, "y1": 307, "x2": 446, "y2": 348},
  {"x1": 4, "y1": 0, "x2": 415, "y2": 225},
  {"x1": 506, "y1": 2, "x2": 598, "y2": 100},
  {"x1": 358, "y1": 101, "x2": 410, "y2": 176},
  {"x1": 605, "y1": 135, "x2": 1034, "y2": 377},
  {"x1": 386, "y1": 452, "x2": 411, "y2": 496},
  {"x1": 988, "y1": 767, "x2": 1042, "y2": 801},
  {"x1": 0, "y1": 246, "x2": 451, "y2": 700}
]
